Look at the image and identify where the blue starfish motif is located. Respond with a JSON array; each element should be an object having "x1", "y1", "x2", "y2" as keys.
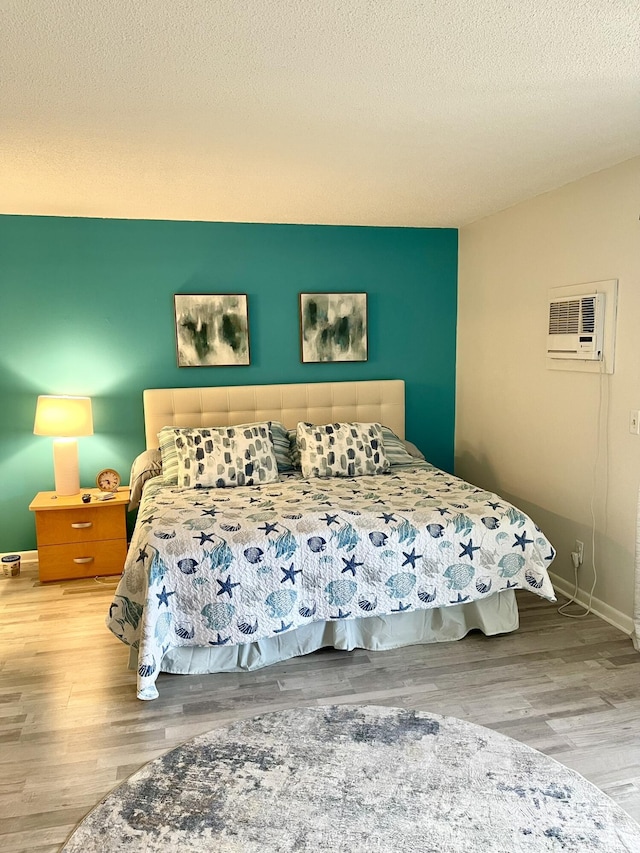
[
  {"x1": 391, "y1": 601, "x2": 412, "y2": 612},
  {"x1": 378, "y1": 512, "x2": 396, "y2": 524},
  {"x1": 248, "y1": 497, "x2": 262, "y2": 504},
  {"x1": 201, "y1": 508, "x2": 220, "y2": 517},
  {"x1": 450, "y1": 593, "x2": 470, "y2": 604},
  {"x1": 274, "y1": 620, "x2": 294, "y2": 633},
  {"x1": 330, "y1": 609, "x2": 351, "y2": 619},
  {"x1": 136, "y1": 548, "x2": 148, "y2": 564},
  {"x1": 486, "y1": 501, "x2": 502, "y2": 510},
  {"x1": 321, "y1": 513, "x2": 340, "y2": 526},
  {"x1": 436, "y1": 507, "x2": 450, "y2": 516},
  {"x1": 505, "y1": 580, "x2": 518, "y2": 589},
  {"x1": 513, "y1": 531, "x2": 534, "y2": 552},
  {"x1": 208, "y1": 633, "x2": 230, "y2": 646},
  {"x1": 402, "y1": 548, "x2": 423, "y2": 568},
  {"x1": 140, "y1": 515, "x2": 156, "y2": 525},
  {"x1": 341, "y1": 555, "x2": 364, "y2": 576},
  {"x1": 545, "y1": 547, "x2": 555, "y2": 561},
  {"x1": 193, "y1": 501, "x2": 206, "y2": 506},
  {"x1": 156, "y1": 586, "x2": 175, "y2": 607},
  {"x1": 216, "y1": 575, "x2": 240, "y2": 598},
  {"x1": 459, "y1": 539, "x2": 481, "y2": 560},
  {"x1": 280, "y1": 564, "x2": 302, "y2": 584},
  {"x1": 194, "y1": 531, "x2": 215, "y2": 545},
  {"x1": 258, "y1": 522, "x2": 279, "y2": 535}
]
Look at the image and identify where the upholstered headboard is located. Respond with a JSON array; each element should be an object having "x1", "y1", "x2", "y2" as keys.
[{"x1": 143, "y1": 380, "x2": 405, "y2": 449}]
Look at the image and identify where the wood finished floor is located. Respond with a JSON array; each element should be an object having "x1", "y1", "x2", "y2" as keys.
[{"x1": 2, "y1": 564, "x2": 640, "y2": 852}]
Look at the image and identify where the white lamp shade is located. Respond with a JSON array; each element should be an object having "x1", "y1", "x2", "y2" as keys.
[
  {"x1": 34, "y1": 395, "x2": 94, "y2": 495},
  {"x1": 34, "y1": 396, "x2": 94, "y2": 437}
]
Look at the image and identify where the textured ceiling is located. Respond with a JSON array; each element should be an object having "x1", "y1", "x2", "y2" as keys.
[{"x1": 3, "y1": 0, "x2": 639, "y2": 226}]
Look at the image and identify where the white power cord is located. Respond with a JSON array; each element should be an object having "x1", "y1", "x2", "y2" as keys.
[
  {"x1": 557, "y1": 552, "x2": 597, "y2": 618},
  {"x1": 557, "y1": 355, "x2": 606, "y2": 619},
  {"x1": 93, "y1": 575, "x2": 122, "y2": 586}
]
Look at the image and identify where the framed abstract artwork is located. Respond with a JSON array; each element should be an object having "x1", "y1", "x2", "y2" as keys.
[
  {"x1": 299, "y1": 292, "x2": 368, "y2": 363},
  {"x1": 174, "y1": 294, "x2": 250, "y2": 367}
]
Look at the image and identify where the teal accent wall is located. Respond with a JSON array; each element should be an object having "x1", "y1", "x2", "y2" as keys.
[{"x1": 0, "y1": 216, "x2": 457, "y2": 552}]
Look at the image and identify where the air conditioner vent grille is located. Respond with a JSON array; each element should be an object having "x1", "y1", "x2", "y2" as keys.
[
  {"x1": 549, "y1": 299, "x2": 580, "y2": 335},
  {"x1": 581, "y1": 296, "x2": 596, "y2": 333}
]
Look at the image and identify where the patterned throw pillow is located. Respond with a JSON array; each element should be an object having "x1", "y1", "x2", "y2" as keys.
[
  {"x1": 270, "y1": 422, "x2": 295, "y2": 471},
  {"x1": 296, "y1": 422, "x2": 390, "y2": 479},
  {"x1": 380, "y1": 426, "x2": 423, "y2": 465},
  {"x1": 172, "y1": 424, "x2": 279, "y2": 488},
  {"x1": 288, "y1": 425, "x2": 423, "y2": 470},
  {"x1": 287, "y1": 427, "x2": 301, "y2": 469},
  {"x1": 158, "y1": 427, "x2": 180, "y2": 484},
  {"x1": 159, "y1": 420, "x2": 292, "y2": 483}
]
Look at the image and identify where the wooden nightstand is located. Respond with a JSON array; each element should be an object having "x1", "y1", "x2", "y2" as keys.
[{"x1": 29, "y1": 488, "x2": 130, "y2": 582}]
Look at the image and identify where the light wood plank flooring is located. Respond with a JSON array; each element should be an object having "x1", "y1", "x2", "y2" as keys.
[{"x1": 2, "y1": 563, "x2": 640, "y2": 852}]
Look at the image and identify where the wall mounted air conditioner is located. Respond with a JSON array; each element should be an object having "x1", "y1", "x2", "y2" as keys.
[{"x1": 547, "y1": 293, "x2": 605, "y2": 361}]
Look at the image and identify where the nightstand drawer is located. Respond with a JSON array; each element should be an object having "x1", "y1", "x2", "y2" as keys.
[
  {"x1": 37, "y1": 539, "x2": 127, "y2": 582},
  {"x1": 34, "y1": 504, "x2": 125, "y2": 546}
]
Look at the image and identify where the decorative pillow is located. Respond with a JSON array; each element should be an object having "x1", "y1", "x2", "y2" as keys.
[
  {"x1": 159, "y1": 420, "x2": 292, "y2": 483},
  {"x1": 403, "y1": 438, "x2": 425, "y2": 460},
  {"x1": 296, "y1": 422, "x2": 390, "y2": 479},
  {"x1": 380, "y1": 426, "x2": 424, "y2": 465},
  {"x1": 158, "y1": 426, "x2": 181, "y2": 484},
  {"x1": 269, "y1": 421, "x2": 295, "y2": 471},
  {"x1": 172, "y1": 424, "x2": 279, "y2": 488},
  {"x1": 128, "y1": 449, "x2": 163, "y2": 511},
  {"x1": 288, "y1": 427, "x2": 301, "y2": 469}
]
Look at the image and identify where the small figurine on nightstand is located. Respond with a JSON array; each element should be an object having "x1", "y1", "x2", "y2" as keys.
[{"x1": 82, "y1": 493, "x2": 91, "y2": 503}]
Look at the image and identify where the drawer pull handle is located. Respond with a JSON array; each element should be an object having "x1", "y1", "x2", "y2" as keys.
[
  {"x1": 71, "y1": 522, "x2": 93, "y2": 529},
  {"x1": 73, "y1": 557, "x2": 94, "y2": 564}
]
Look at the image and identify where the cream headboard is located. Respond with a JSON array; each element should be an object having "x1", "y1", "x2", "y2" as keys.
[{"x1": 143, "y1": 380, "x2": 405, "y2": 449}]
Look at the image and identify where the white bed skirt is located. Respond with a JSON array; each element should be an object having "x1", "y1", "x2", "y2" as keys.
[{"x1": 129, "y1": 590, "x2": 518, "y2": 676}]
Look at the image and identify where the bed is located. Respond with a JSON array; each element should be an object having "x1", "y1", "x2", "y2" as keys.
[{"x1": 107, "y1": 379, "x2": 556, "y2": 700}]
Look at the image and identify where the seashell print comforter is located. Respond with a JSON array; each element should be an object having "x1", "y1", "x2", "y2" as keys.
[{"x1": 107, "y1": 462, "x2": 556, "y2": 699}]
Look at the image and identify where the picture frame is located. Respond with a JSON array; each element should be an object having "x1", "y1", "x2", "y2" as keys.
[
  {"x1": 299, "y1": 292, "x2": 368, "y2": 363},
  {"x1": 174, "y1": 294, "x2": 250, "y2": 367}
]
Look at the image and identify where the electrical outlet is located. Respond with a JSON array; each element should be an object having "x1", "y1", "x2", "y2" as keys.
[
  {"x1": 630, "y1": 410, "x2": 640, "y2": 435},
  {"x1": 575, "y1": 540, "x2": 584, "y2": 566}
]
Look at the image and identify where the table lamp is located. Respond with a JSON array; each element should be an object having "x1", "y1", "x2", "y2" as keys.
[{"x1": 34, "y1": 395, "x2": 94, "y2": 495}]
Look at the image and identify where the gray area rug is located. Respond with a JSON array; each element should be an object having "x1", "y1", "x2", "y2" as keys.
[{"x1": 62, "y1": 705, "x2": 640, "y2": 852}]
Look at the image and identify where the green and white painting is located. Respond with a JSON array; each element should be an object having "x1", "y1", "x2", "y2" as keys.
[
  {"x1": 174, "y1": 294, "x2": 250, "y2": 367},
  {"x1": 299, "y1": 292, "x2": 367, "y2": 363}
]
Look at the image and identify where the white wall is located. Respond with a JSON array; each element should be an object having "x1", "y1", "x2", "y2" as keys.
[{"x1": 457, "y1": 157, "x2": 640, "y2": 629}]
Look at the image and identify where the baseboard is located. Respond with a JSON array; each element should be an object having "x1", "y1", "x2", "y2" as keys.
[
  {"x1": 1, "y1": 549, "x2": 38, "y2": 565},
  {"x1": 549, "y1": 570, "x2": 634, "y2": 636}
]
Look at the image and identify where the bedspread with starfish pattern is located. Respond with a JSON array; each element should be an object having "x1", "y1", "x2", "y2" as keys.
[{"x1": 107, "y1": 462, "x2": 556, "y2": 699}]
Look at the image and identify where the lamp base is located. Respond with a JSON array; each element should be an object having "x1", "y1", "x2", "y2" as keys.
[{"x1": 53, "y1": 438, "x2": 80, "y2": 495}]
